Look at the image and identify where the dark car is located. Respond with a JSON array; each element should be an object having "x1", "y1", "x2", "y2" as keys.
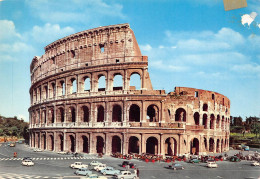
[
  {"x1": 189, "y1": 158, "x2": 201, "y2": 163},
  {"x1": 230, "y1": 156, "x2": 241, "y2": 162},
  {"x1": 168, "y1": 163, "x2": 184, "y2": 170},
  {"x1": 122, "y1": 161, "x2": 136, "y2": 168}
]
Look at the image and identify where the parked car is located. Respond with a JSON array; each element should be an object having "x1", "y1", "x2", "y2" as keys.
[
  {"x1": 94, "y1": 164, "x2": 107, "y2": 171},
  {"x1": 83, "y1": 174, "x2": 107, "y2": 179},
  {"x1": 57, "y1": 151, "x2": 67, "y2": 154},
  {"x1": 70, "y1": 162, "x2": 88, "y2": 169},
  {"x1": 75, "y1": 168, "x2": 92, "y2": 176},
  {"x1": 122, "y1": 161, "x2": 136, "y2": 168},
  {"x1": 251, "y1": 161, "x2": 260, "y2": 166},
  {"x1": 100, "y1": 167, "x2": 120, "y2": 175},
  {"x1": 33, "y1": 148, "x2": 42, "y2": 152},
  {"x1": 207, "y1": 161, "x2": 218, "y2": 168},
  {"x1": 90, "y1": 160, "x2": 103, "y2": 166},
  {"x1": 189, "y1": 158, "x2": 201, "y2": 163},
  {"x1": 229, "y1": 156, "x2": 241, "y2": 162},
  {"x1": 168, "y1": 163, "x2": 184, "y2": 170},
  {"x1": 114, "y1": 170, "x2": 137, "y2": 179},
  {"x1": 10, "y1": 143, "x2": 16, "y2": 147},
  {"x1": 21, "y1": 160, "x2": 34, "y2": 166}
]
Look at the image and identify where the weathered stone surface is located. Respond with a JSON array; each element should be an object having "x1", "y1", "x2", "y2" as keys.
[{"x1": 29, "y1": 23, "x2": 230, "y2": 156}]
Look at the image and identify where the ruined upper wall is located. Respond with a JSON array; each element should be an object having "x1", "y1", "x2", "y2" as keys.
[{"x1": 30, "y1": 23, "x2": 147, "y2": 84}]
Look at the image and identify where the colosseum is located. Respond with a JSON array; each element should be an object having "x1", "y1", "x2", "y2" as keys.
[{"x1": 29, "y1": 23, "x2": 230, "y2": 156}]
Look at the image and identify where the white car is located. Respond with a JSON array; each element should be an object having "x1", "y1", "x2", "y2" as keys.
[
  {"x1": 251, "y1": 161, "x2": 260, "y2": 166},
  {"x1": 33, "y1": 148, "x2": 42, "y2": 152},
  {"x1": 207, "y1": 161, "x2": 218, "y2": 168},
  {"x1": 114, "y1": 171, "x2": 137, "y2": 179},
  {"x1": 70, "y1": 162, "x2": 88, "y2": 169},
  {"x1": 82, "y1": 174, "x2": 107, "y2": 179},
  {"x1": 89, "y1": 160, "x2": 103, "y2": 166},
  {"x1": 94, "y1": 164, "x2": 107, "y2": 171},
  {"x1": 22, "y1": 160, "x2": 34, "y2": 166},
  {"x1": 57, "y1": 151, "x2": 67, "y2": 154}
]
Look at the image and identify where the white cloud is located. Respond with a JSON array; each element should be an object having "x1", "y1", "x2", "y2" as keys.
[
  {"x1": 0, "y1": 20, "x2": 21, "y2": 41},
  {"x1": 140, "y1": 44, "x2": 152, "y2": 51},
  {"x1": 32, "y1": 23, "x2": 75, "y2": 44},
  {"x1": 17, "y1": 114, "x2": 27, "y2": 121},
  {"x1": 232, "y1": 64, "x2": 260, "y2": 73},
  {"x1": 150, "y1": 60, "x2": 188, "y2": 72},
  {"x1": 25, "y1": 0, "x2": 125, "y2": 24}
]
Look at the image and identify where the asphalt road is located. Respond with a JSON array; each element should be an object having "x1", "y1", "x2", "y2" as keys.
[{"x1": 0, "y1": 143, "x2": 259, "y2": 179}]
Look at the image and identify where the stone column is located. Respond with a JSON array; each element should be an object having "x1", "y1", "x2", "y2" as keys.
[
  {"x1": 89, "y1": 133, "x2": 93, "y2": 154},
  {"x1": 122, "y1": 133, "x2": 128, "y2": 155},
  {"x1": 141, "y1": 134, "x2": 146, "y2": 154},
  {"x1": 160, "y1": 134, "x2": 164, "y2": 156},
  {"x1": 63, "y1": 132, "x2": 67, "y2": 152}
]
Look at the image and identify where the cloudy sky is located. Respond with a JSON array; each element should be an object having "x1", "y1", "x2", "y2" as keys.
[{"x1": 0, "y1": 0, "x2": 259, "y2": 121}]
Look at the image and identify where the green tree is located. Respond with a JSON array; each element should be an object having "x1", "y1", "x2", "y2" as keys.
[{"x1": 251, "y1": 123, "x2": 260, "y2": 138}]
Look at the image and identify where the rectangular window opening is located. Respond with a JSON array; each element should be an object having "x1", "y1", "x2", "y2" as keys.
[
  {"x1": 100, "y1": 45, "x2": 104, "y2": 53},
  {"x1": 116, "y1": 59, "x2": 120, "y2": 63},
  {"x1": 195, "y1": 91, "x2": 198, "y2": 97}
]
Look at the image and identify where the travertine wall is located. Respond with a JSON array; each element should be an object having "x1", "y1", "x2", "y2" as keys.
[{"x1": 29, "y1": 23, "x2": 230, "y2": 156}]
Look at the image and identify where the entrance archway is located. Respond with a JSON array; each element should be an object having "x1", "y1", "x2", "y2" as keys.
[
  {"x1": 175, "y1": 108, "x2": 186, "y2": 122},
  {"x1": 48, "y1": 135, "x2": 54, "y2": 151},
  {"x1": 69, "y1": 135, "x2": 75, "y2": 153},
  {"x1": 190, "y1": 138, "x2": 199, "y2": 155},
  {"x1": 97, "y1": 106, "x2": 104, "y2": 122},
  {"x1": 147, "y1": 105, "x2": 159, "y2": 122},
  {"x1": 128, "y1": 136, "x2": 140, "y2": 154},
  {"x1": 82, "y1": 136, "x2": 89, "y2": 153},
  {"x1": 129, "y1": 104, "x2": 140, "y2": 122},
  {"x1": 165, "y1": 137, "x2": 177, "y2": 156},
  {"x1": 146, "y1": 137, "x2": 158, "y2": 154},
  {"x1": 209, "y1": 138, "x2": 214, "y2": 152},
  {"x1": 112, "y1": 105, "x2": 122, "y2": 122},
  {"x1": 96, "y1": 136, "x2": 104, "y2": 153},
  {"x1": 216, "y1": 139, "x2": 220, "y2": 153},
  {"x1": 112, "y1": 136, "x2": 121, "y2": 153},
  {"x1": 59, "y1": 135, "x2": 64, "y2": 152},
  {"x1": 41, "y1": 134, "x2": 46, "y2": 150}
]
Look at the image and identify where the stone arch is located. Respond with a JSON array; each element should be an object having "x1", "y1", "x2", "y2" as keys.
[
  {"x1": 175, "y1": 108, "x2": 186, "y2": 122},
  {"x1": 58, "y1": 134, "x2": 64, "y2": 152},
  {"x1": 41, "y1": 133, "x2": 46, "y2": 150},
  {"x1": 203, "y1": 137, "x2": 207, "y2": 151},
  {"x1": 146, "y1": 137, "x2": 158, "y2": 154},
  {"x1": 49, "y1": 82, "x2": 56, "y2": 98},
  {"x1": 217, "y1": 115, "x2": 220, "y2": 128},
  {"x1": 98, "y1": 74, "x2": 106, "y2": 91},
  {"x1": 203, "y1": 114, "x2": 207, "y2": 128},
  {"x1": 216, "y1": 139, "x2": 220, "y2": 153},
  {"x1": 112, "y1": 104, "x2": 122, "y2": 122},
  {"x1": 69, "y1": 135, "x2": 75, "y2": 153},
  {"x1": 82, "y1": 135, "x2": 89, "y2": 153},
  {"x1": 81, "y1": 105, "x2": 90, "y2": 122},
  {"x1": 48, "y1": 108, "x2": 54, "y2": 123},
  {"x1": 113, "y1": 73, "x2": 123, "y2": 91},
  {"x1": 68, "y1": 106, "x2": 76, "y2": 123},
  {"x1": 97, "y1": 105, "x2": 105, "y2": 122},
  {"x1": 130, "y1": 72, "x2": 141, "y2": 90},
  {"x1": 221, "y1": 139, "x2": 224, "y2": 152},
  {"x1": 48, "y1": 134, "x2": 54, "y2": 151},
  {"x1": 203, "y1": 103, "x2": 208, "y2": 111},
  {"x1": 96, "y1": 136, "x2": 105, "y2": 154},
  {"x1": 194, "y1": 112, "x2": 200, "y2": 125},
  {"x1": 112, "y1": 135, "x2": 121, "y2": 153},
  {"x1": 129, "y1": 104, "x2": 140, "y2": 122},
  {"x1": 83, "y1": 76, "x2": 91, "y2": 92},
  {"x1": 209, "y1": 138, "x2": 214, "y2": 152},
  {"x1": 210, "y1": 114, "x2": 215, "y2": 129},
  {"x1": 128, "y1": 136, "x2": 140, "y2": 154},
  {"x1": 147, "y1": 104, "x2": 159, "y2": 122},
  {"x1": 57, "y1": 80, "x2": 65, "y2": 96},
  {"x1": 56, "y1": 107, "x2": 65, "y2": 123},
  {"x1": 165, "y1": 137, "x2": 177, "y2": 156},
  {"x1": 190, "y1": 138, "x2": 199, "y2": 155},
  {"x1": 42, "y1": 110, "x2": 46, "y2": 123}
]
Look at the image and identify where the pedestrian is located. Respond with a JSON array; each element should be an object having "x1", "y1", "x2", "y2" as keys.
[
  {"x1": 134, "y1": 169, "x2": 137, "y2": 174},
  {"x1": 126, "y1": 164, "x2": 130, "y2": 170},
  {"x1": 137, "y1": 168, "x2": 139, "y2": 178}
]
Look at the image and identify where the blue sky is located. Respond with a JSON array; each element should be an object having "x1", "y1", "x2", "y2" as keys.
[{"x1": 0, "y1": 0, "x2": 259, "y2": 121}]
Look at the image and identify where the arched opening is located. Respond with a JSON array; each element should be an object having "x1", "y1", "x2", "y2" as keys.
[
  {"x1": 113, "y1": 74, "x2": 123, "y2": 90},
  {"x1": 112, "y1": 105, "x2": 122, "y2": 122},
  {"x1": 82, "y1": 106, "x2": 89, "y2": 122},
  {"x1": 96, "y1": 136, "x2": 104, "y2": 154},
  {"x1": 98, "y1": 75, "x2": 106, "y2": 91},
  {"x1": 130, "y1": 73, "x2": 141, "y2": 90},
  {"x1": 42, "y1": 110, "x2": 46, "y2": 123},
  {"x1": 68, "y1": 107, "x2": 76, "y2": 123},
  {"x1": 48, "y1": 135, "x2": 54, "y2": 151},
  {"x1": 190, "y1": 138, "x2": 199, "y2": 155},
  {"x1": 41, "y1": 134, "x2": 46, "y2": 150},
  {"x1": 209, "y1": 138, "x2": 214, "y2": 152},
  {"x1": 57, "y1": 107, "x2": 64, "y2": 123},
  {"x1": 71, "y1": 78, "x2": 77, "y2": 93},
  {"x1": 59, "y1": 135, "x2": 64, "y2": 151},
  {"x1": 204, "y1": 137, "x2": 207, "y2": 151},
  {"x1": 221, "y1": 139, "x2": 224, "y2": 152},
  {"x1": 194, "y1": 112, "x2": 200, "y2": 125},
  {"x1": 97, "y1": 106, "x2": 104, "y2": 122},
  {"x1": 221, "y1": 116, "x2": 224, "y2": 129},
  {"x1": 62, "y1": 81, "x2": 65, "y2": 95},
  {"x1": 49, "y1": 109, "x2": 54, "y2": 123},
  {"x1": 147, "y1": 105, "x2": 159, "y2": 122},
  {"x1": 69, "y1": 135, "x2": 75, "y2": 153},
  {"x1": 203, "y1": 103, "x2": 208, "y2": 111},
  {"x1": 129, "y1": 104, "x2": 140, "y2": 122},
  {"x1": 82, "y1": 136, "x2": 89, "y2": 153},
  {"x1": 128, "y1": 136, "x2": 139, "y2": 154},
  {"x1": 216, "y1": 139, "x2": 220, "y2": 153},
  {"x1": 84, "y1": 77, "x2": 91, "y2": 91},
  {"x1": 146, "y1": 137, "x2": 158, "y2": 154},
  {"x1": 175, "y1": 108, "x2": 186, "y2": 122},
  {"x1": 203, "y1": 114, "x2": 207, "y2": 128},
  {"x1": 210, "y1": 114, "x2": 215, "y2": 129},
  {"x1": 50, "y1": 83, "x2": 55, "y2": 98},
  {"x1": 165, "y1": 137, "x2": 177, "y2": 156},
  {"x1": 217, "y1": 115, "x2": 220, "y2": 128},
  {"x1": 112, "y1": 136, "x2": 121, "y2": 153}
]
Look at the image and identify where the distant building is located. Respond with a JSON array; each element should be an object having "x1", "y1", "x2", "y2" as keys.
[{"x1": 29, "y1": 24, "x2": 230, "y2": 156}]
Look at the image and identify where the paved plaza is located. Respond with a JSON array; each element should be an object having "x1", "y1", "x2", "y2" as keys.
[{"x1": 0, "y1": 143, "x2": 259, "y2": 179}]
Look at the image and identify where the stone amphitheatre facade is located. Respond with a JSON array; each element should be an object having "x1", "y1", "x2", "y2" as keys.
[{"x1": 29, "y1": 23, "x2": 230, "y2": 156}]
